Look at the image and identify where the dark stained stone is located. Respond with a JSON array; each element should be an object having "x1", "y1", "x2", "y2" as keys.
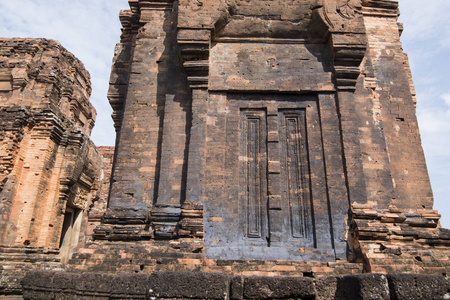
[
  {"x1": 242, "y1": 276, "x2": 315, "y2": 299},
  {"x1": 387, "y1": 274, "x2": 448, "y2": 300},
  {"x1": 335, "y1": 274, "x2": 390, "y2": 300}
]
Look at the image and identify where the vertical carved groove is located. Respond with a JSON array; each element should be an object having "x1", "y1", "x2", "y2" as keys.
[
  {"x1": 281, "y1": 110, "x2": 310, "y2": 239},
  {"x1": 286, "y1": 117, "x2": 305, "y2": 238},
  {"x1": 241, "y1": 110, "x2": 267, "y2": 239},
  {"x1": 247, "y1": 118, "x2": 261, "y2": 236}
]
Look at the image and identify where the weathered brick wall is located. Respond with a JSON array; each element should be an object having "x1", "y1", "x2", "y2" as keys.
[
  {"x1": 360, "y1": 7, "x2": 433, "y2": 210},
  {"x1": 350, "y1": 203, "x2": 450, "y2": 275},
  {"x1": 83, "y1": 146, "x2": 115, "y2": 242},
  {"x1": 104, "y1": 1, "x2": 192, "y2": 238},
  {"x1": 90, "y1": 0, "x2": 448, "y2": 274},
  {"x1": 0, "y1": 38, "x2": 102, "y2": 295},
  {"x1": 89, "y1": 146, "x2": 115, "y2": 219}
]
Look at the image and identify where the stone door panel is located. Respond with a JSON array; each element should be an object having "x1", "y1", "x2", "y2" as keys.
[
  {"x1": 240, "y1": 109, "x2": 268, "y2": 240},
  {"x1": 278, "y1": 109, "x2": 312, "y2": 243},
  {"x1": 204, "y1": 93, "x2": 342, "y2": 261}
]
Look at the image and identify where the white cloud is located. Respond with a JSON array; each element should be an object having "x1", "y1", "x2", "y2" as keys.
[
  {"x1": 443, "y1": 93, "x2": 450, "y2": 107},
  {"x1": 399, "y1": 0, "x2": 450, "y2": 44},
  {"x1": 417, "y1": 94, "x2": 450, "y2": 164},
  {"x1": 0, "y1": 0, "x2": 128, "y2": 146},
  {"x1": 400, "y1": 1, "x2": 450, "y2": 228}
]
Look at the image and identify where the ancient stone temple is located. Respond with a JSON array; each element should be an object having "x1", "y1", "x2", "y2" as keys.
[
  {"x1": 1, "y1": 0, "x2": 450, "y2": 299},
  {"x1": 0, "y1": 38, "x2": 104, "y2": 294}
]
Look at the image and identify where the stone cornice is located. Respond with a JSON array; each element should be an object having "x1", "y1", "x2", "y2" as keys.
[
  {"x1": 361, "y1": 0, "x2": 399, "y2": 17},
  {"x1": 177, "y1": 29, "x2": 211, "y2": 90},
  {"x1": 314, "y1": 0, "x2": 368, "y2": 90},
  {"x1": 362, "y1": 0, "x2": 398, "y2": 9},
  {"x1": 138, "y1": 0, "x2": 175, "y2": 10},
  {"x1": 32, "y1": 110, "x2": 66, "y2": 143}
]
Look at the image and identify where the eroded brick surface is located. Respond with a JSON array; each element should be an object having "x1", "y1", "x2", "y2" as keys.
[{"x1": 0, "y1": 38, "x2": 102, "y2": 295}]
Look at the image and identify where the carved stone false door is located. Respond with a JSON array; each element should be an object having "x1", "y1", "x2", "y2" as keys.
[{"x1": 239, "y1": 99, "x2": 314, "y2": 250}]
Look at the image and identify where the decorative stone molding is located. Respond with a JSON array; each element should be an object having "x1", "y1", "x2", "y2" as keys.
[
  {"x1": 177, "y1": 29, "x2": 211, "y2": 89},
  {"x1": 361, "y1": 0, "x2": 399, "y2": 17},
  {"x1": 362, "y1": 0, "x2": 398, "y2": 9},
  {"x1": 107, "y1": 10, "x2": 135, "y2": 132},
  {"x1": 314, "y1": 0, "x2": 367, "y2": 90},
  {"x1": 337, "y1": 0, "x2": 358, "y2": 19},
  {"x1": 362, "y1": 0, "x2": 400, "y2": 18},
  {"x1": 330, "y1": 33, "x2": 367, "y2": 90}
]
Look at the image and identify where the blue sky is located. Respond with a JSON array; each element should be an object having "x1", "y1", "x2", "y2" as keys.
[
  {"x1": 0, "y1": 0, "x2": 448, "y2": 228},
  {"x1": 398, "y1": 1, "x2": 450, "y2": 228}
]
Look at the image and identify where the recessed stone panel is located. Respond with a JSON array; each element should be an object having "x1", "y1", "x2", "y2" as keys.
[{"x1": 209, "y1": 43, "x2": 334, "y2": 92}]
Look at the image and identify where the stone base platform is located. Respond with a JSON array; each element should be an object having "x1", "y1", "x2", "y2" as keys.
[{"x1": 21, "y1": 271, "x2": 450, "y2": 300}]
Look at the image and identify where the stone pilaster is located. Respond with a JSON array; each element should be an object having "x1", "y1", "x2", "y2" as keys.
[
  {"x1": 105, "y1": 0, "x2": 178, "y2": 228},
  {"x1": 313, "y1": 0, "x2": 369, "y2": 206},
  {"x1": 173, "y1": 28, "x2": 211, "y2": 238}
]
